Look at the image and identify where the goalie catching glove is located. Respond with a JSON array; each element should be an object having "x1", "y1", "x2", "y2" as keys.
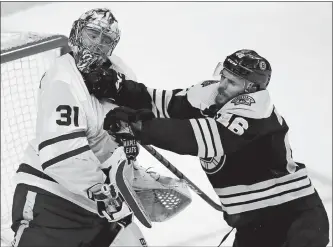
[{"x1": 132, "y1": 163, "x2": 192, "y2": 222}]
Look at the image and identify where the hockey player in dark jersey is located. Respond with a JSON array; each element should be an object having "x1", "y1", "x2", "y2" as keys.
[{"x1": 101, "y1": 49, "x2": 330, "y2": 247}]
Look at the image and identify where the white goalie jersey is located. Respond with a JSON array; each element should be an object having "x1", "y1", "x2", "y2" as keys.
[{"x1": 15, "y1": 52, "x2": 192, "y2": 222}]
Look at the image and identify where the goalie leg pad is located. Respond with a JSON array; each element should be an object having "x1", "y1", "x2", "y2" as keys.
[{"x1": 109, "y1": 222, "x2": 148, "y2": 247}]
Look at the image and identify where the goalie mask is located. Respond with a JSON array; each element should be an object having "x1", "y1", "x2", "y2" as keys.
[{"x1": 69, "y1": 8, "x2": 120, "y2": 74}]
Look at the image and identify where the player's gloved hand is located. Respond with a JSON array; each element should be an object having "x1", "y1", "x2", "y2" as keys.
[
  {"x1": 82, "y1": 61, "x2": 125, "y2": 99},
  {"x1": 87, "y1": 183, "x2": 132, "y2": 222},
  {"x1": 103, "y1": 106, "x2": 154, "y2": 141},
  {"x1": 114, "y1": 79, "x2": 152, "y2": 109},
  {"x1": 84, "y1": 61, "x2": 151, "y2": 108}
]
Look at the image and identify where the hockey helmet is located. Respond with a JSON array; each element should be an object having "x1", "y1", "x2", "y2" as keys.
[
  {"x1": 69, "y1": 8, "x2": 120, "y2": 73},
  {"x1": 213, "y1": 49, "x2": 272, "y2": 92}
]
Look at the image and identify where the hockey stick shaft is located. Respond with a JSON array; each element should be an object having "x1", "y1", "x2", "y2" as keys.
[{"x1": 142, "y1": 145, "x2": 224, "y2": 212}]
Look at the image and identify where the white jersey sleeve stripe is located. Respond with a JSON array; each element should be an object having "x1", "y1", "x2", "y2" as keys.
[
  {"x1": 147, "y1": 88, "x2": 173, "y2": 118},
  {"x1": 163, "y1": 90, "x2": 173, "y2": 118},
  {"x1": 203, "y1": 119, "x2": 217, "y2": 157},
  {"x1": 219, "y1": 176, "x2": 311, "y2": 204},
  {"x1": 189, "y1": 119, "x2": 207, "y2": 157},
  {"x1": 213, "y1": 169, "x2": 315, "y2": 214},
  {"x1": 155, "y1": 90, "x2": 164, "y2": 118},
  {"x1": 206, "y1": 118, "x2": 224, "y2": 157},
  {"x1": 146, "y1": 88, "x2": 159, "y2": 117},
  {"x1": 152, "y1": 89, "x2": 161, "y2": 118},
  {"x1": 161, "y1": 90, "x2": 167, "y2": 118},
  {"x1": 197, "y1": 119, "x2": 216, "y2": 157},
  {"x1": 214, "y1": 168, "x2": 309, "y2": 195},
  {"x1": 41, "y1": 145, "x2": 90, "y2": 170},
  {"x1": 38, "y1": 131, "x2": 86, "y2": 151}
]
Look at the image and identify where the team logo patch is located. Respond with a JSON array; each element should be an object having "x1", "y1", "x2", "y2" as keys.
[
  {"x1": 140, "y1": 238, "x2": 147, "y2": 247},
  {"x1": 201, "y1": 80, "x2": 218, "y2": 87},
  {"x1": 200, "y1": 155, "x2": 226, "y2": 175},
  {"x1": 123, "y1": 139, "x2": 139, "y2": 160},
  {"x1": 259, "y1": 61, "x2": 266, "y2": 70},
  {"x1": 231, "y1": 95, "x2": 255, "y2": 106}
]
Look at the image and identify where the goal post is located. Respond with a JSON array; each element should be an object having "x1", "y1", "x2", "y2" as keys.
[
  {"x1": 1, "y1": 32, "x2": 69, "y2": 245},
  {"x1": 1, "y1": 33, "x2": 69, "y2": 64}
]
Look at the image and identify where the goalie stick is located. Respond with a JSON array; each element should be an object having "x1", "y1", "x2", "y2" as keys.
[{"x1": 141, "y1": 145, "x2": 224, "y2": 212}]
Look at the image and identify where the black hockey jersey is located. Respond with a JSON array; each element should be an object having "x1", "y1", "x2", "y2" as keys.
[{"x1": 113, "y1": 80, "x2": 318, "y2": 227}]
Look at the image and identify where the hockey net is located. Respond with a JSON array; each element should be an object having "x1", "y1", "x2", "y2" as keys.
[{"x1": 1, "y1": 32, "x2": 69, "y2": 245}]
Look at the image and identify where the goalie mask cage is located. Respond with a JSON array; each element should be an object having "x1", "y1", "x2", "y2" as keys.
[{"x1": 1, "y1": 32, "x2": 69, "y2": 245}]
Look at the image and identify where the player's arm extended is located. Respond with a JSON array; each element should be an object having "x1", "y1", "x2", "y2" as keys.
[
  {"x1": 104, "y1": 107, "x2": 260, "y2": 158},
  {"x1": 138, "y1": 109, "x2": 283, "y2": 158},
  {"x1": 37, "y1": 79, "x2": 107, "y2": 198},
  {"x1": 139, "y1": 118, "x2": 242, "y2": 158},
  {"x1": 102, "y1": 62, "x2": 209, "y2": 119},
  {"x1": 114, "y1": 80, "x2": 203, "y2": 119}
]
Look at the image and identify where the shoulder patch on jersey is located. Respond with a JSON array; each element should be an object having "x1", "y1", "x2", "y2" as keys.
[
  {"x1": 140, "y1": 238, "x2": 148, "y2": 247},
  {"x1": 219, "y1": 90, "x2": 273, "y2": 119},
  {"x1": 231, "y1": 95, "x2": 255, "y2": 106},
  {"x1": 201, "y1": 80, "x2": 219, "y2": 87}
]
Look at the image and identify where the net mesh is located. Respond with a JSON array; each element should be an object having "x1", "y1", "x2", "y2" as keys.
[{"x1": 1, "y1": 32, "x2": 67, "y2": 244}]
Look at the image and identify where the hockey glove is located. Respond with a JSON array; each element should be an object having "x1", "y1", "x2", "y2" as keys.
[
  {"x1": 114, "y1": 80, "x2": 152, "y2": 109},
  {"x1": 82, "y1": 61, "x2": 125, "y2": 99},
  {"x1": 103, "y1": 106, "x2": 154, "y2": 141}
]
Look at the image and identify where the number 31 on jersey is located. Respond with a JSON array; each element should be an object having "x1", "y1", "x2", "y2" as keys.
[{"x1": 56, "y1": 105, "x2": 80, "y2": 127}]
